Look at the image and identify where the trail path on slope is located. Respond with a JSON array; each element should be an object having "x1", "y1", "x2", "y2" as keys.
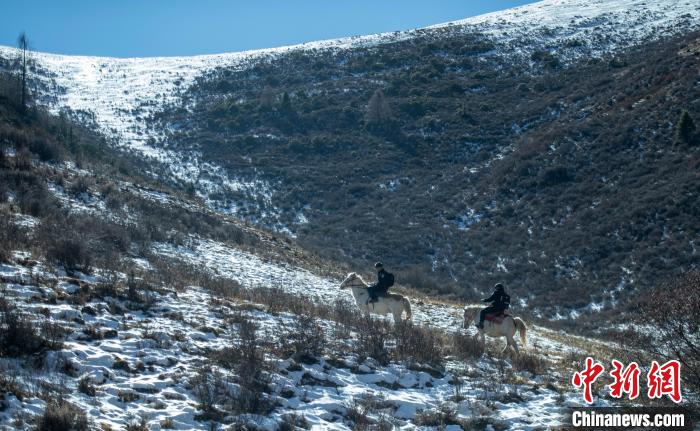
[{"x1": 153, "y1": 237, "x2": 613, "y2": 359}]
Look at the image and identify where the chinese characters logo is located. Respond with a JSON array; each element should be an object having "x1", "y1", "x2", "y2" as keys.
[{"x1": 572, "y1": 357, "x2": 682, "y2": 403}]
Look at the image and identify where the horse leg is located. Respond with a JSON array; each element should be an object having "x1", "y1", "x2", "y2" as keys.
[
  {"x1": 501, "y1": 337, "x2": 510, "y2": 353},
  {"x1": 392, "y1": 307, "x2": 402, "y2": 323},
  {"x1": 508, "y1": 334, "x2": 519, "y2": 354}
]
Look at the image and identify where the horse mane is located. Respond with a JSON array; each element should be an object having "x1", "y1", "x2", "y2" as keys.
[{"x1": 343, "y1": 272, "x2": 368, "y2": 288}]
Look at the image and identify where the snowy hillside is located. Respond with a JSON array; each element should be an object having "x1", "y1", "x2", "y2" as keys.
[
  {"x1": 0, "y1": 100, "x2": 637, "y2": 429},
  {"x1": 0, "y1": 158, "x2": 621, "y2": 430},
  {"x1": 431, "y1": 0, "x2": 699, "y2": 57},
  {"x1": 0, "y1": 251, "x2": 599, "y2": 430},
  {"x1": 0, "y1": 0, "x2": 697, "y2": 225}
]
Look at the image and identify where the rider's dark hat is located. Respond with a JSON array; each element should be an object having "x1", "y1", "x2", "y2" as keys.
[
  {"x1": 494, "y1": 283, "x2": 504, "y2": 290},
  {"x1": 374, "y1": 262, "x2": 383, "y2": 268}
]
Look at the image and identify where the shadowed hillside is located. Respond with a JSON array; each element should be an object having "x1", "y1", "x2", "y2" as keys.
[
  {"x1": 155, "y1": 31, "x2": 700, "y2": 328},
  {"x1": 1, "y1": 0, "x2": 697, "y2": 329}
]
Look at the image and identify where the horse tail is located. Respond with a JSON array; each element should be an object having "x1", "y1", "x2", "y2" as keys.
[
  {"x1": 514, "y1": 317, "x2": 527, "y2": 346},
  {"x1": 402, "y1": 297, "x2": 412, "y2": 321}
]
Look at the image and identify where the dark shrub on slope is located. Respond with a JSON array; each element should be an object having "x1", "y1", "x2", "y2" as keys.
[
  {"x1": 638, "y1": 271, "x2": 700, "y2": 393},
  {"x1": 46, "y1": 236, "x2": 92, "y2": 275},
  {"x1": 0, "y1": 294, "x2": 49, "y2": 356},
  {"x1": 36, "y1": 399, "x2": 89, "y2": 431}
]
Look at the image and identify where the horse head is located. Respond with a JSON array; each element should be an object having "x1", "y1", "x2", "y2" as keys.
[
  {"x1": 340, "y1": 272, "x2": 357, "y2": 289},
  {"x1": 340, "y1": 272, "x2": 368, "y2": 290},
  {"x1": 462, "y1": 305, "x2": 480, "y2": 329}
]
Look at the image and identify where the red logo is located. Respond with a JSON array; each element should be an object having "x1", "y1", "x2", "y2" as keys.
[
  {"x1": 609, "y1": 360, "x2": 640, "y2": 400},
  {"x1": 647, "y1": 360, "x2": 682, "y2": 403},
  {"x1": 573, "y1": 359, "x2": 682, "y2": 404},
  {"x1": 572, "y1": 357, "x2": 605, "y2": 404}
]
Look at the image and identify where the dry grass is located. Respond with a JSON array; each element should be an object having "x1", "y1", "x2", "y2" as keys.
[
  {"x1": 450, "y1": 332, "x2": 485, "y2": 360},
  {"x1": 393, "y1": 321, "x2": 445, "y2": 366},
  {"x1": 36, "y1": 399, "x2": 89, "y2": 431},
  {"x1": 0, "y1": 294, "x2": 54, "y2": 357},
  {"x1": 77, "y1": 376, "x2": 96, "y2": 397},
  {"x1": 510, "y1": 351, "x2": 548, "y2": 375}
]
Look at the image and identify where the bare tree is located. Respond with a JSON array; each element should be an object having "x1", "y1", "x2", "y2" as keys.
[
  {"x1": 16, "y1": 31, "x2": 30, "y2": 110},
  {"x1": 638, "y1": 271, "x2": 700, "y2": 393},
  {"x1": 16, "y1": 33, "x2": 28, "y2": 104}
]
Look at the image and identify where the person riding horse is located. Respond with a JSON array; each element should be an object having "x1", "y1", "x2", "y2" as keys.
[
  {"x1": 367, "y1": 262, "x2": 394, "y2": 303},
  {"x1": 476, "y1": 283, "x2": 510, "y2": 329}
]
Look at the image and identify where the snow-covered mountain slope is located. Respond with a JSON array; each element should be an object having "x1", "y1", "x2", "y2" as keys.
[
  {"x1": 0, "y1": 157, "x2": 622, "y2": 429},
  {"x1": 432, "y1": 0, "x2": 699, "y2": 57},
  {"x1": 0, "y1": 0, "x2": 697, "y2": 223},
  {"x1": 5, "y1": 0, "x2": 696, "y2": 150},
  {"x1": 0, "y1": 253, "x2": 594, "y2": 430}
]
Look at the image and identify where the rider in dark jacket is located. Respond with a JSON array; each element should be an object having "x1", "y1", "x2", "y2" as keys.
[
  {"x1": 476, "y1": 283, "x2": 510, "y2": 329},
  {"x1": 368, "y1": 262, "x2": 394, "y2": 303}
]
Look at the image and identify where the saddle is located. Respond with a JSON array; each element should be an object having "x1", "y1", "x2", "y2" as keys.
[
  {"x1": 484, "y1": 311, "x2": 509, "y2": 324},
  {"x1": 367, "y1": 292, "x2": 400, "y2": 306}
]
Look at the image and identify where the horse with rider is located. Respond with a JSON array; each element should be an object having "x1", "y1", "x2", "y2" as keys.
[{"x1": 340, "y1": 261, "x2": 526, "y2": 352}]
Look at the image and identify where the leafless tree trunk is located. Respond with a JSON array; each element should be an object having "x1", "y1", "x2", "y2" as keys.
[{"x1": 17, "y1": 32, "x2": 29, "y2": 110}]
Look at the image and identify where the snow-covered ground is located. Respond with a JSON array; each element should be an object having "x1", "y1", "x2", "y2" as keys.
[
  {"x1": 2, "y1": 164, "x2": 619, "y2": 429},
  {"x1": 432, "y1": 0, "x2": 699, "y2": 59},
  {"x1": 0, "y1": 250, "x2": 603, "y2": 431}
]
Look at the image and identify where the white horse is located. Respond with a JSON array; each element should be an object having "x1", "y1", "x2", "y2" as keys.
[
  {"x1": 463, "y1": 305, "x2": 527, "y2": 353},
  {"x1": 339, "y1": 273, "x2": 412, "y2": 322}
]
